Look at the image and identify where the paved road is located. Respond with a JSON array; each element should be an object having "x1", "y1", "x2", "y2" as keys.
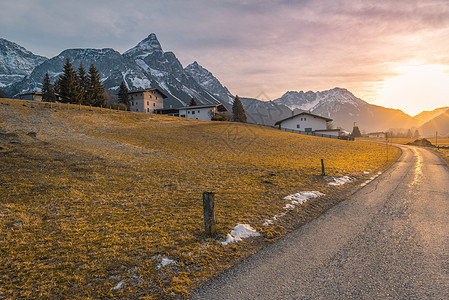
[{"x1": 191, "y1": 145, "x2": 449, "y2": 299}]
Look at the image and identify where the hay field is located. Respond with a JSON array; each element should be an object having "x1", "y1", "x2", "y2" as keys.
[{"x1": 0, "y1": 99, "x2": 400, "y2": 298}]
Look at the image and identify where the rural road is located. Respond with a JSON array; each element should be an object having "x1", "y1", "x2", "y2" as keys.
[{"x1": 191, "y1": 145, "x2": 449, "y2": 299}]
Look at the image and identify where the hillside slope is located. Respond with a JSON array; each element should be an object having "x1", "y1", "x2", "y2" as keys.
[
  {"x1": 418, "y1": 108, "x2": 449, "y2": 137},
  {"x1": 0, "y1": 98, "x2": 400, "y2": 298}
]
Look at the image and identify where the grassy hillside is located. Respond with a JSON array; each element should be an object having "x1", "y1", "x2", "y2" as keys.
[{"x1": 0, "y1": 99, "x2": 400, "y2": 298}]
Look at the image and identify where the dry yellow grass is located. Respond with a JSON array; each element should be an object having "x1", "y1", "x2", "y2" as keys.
[{"x1": 0, "y1": 99, "x2": 401, "y2": 298}]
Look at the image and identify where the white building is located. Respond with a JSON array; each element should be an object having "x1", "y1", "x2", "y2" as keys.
[
  {"x1": 367, "y1": 132, "x2": 386, "y2": 138},
  {"x1": 178, "y1": 104, "x2": 228, "y2": 121},
  {"x1": 275, "y1": 112, "x2": 333, "y2": 132},
  {"x1": 128, "y1": 88, "x2": 167, "y2": 113}
]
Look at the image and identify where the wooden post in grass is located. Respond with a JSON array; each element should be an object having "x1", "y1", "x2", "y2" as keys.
[
  {"x1": 203, "y1": 191, "x2": 216, "y2": 237},
  {"x1": 321, "y1": 159, "x2": 325, "y2": 176}
]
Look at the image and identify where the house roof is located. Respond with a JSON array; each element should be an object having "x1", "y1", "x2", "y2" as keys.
[
  {"x1": 178, "y1": 103, "x2": 228, "y2": 112},
  {"x1": 274, "y1": 112, "x2": 333, "y2": 126},
  {"x1": 127, "y1": 88, "x2": 168, "y2": 98}
]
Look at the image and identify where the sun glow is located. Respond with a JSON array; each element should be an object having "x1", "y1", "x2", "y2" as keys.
[{"x1": 377, "y1": 64, "x2": 449, "y2": 116}]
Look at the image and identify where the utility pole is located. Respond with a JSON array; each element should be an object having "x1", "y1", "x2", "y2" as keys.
[
  {"x1": 386, "y1": 132, "x2": 389, "y2": 162},
  {"x1": 436, "y1": 131, "x2": 438, "y2": 148}
]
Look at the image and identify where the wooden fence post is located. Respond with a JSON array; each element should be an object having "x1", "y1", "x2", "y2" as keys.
[
  {"x1": 203, "y1": 191, "x2": 216, "y2": 237},
  {"x1": 321, "y1": 159, "x2": 325, "y2": 176}
]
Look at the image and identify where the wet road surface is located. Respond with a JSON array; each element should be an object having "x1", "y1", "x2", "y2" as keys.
[{"x1": 191, "y1": 145, "x2": 449, "y2": 299}]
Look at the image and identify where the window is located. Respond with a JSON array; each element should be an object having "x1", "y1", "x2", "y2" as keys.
[
  {"x1": 297, "y1": 124, "x2": 300, "y2": 129},
  {"x1": 188, "y1": 111, "x2": 190, "y2": 114},
  {"x1": 305, "y1": 128, "x2": 312, "y2": 132},
  {"x1": 304, "y1": 117, "x2": 307, "y2": 121},
  {"x1": 192, "y1": 111, "x2": 195, "y2": 115},
  {"x1": 180, "y1": 114, "x2": 186, "y2": 118},
  {"x1": 147, "y1": 108, "x2": 149, "y2": 112},
  {"x1": 198, "y1": 110, "x2": 200, "y2": 113},
  {"x1": 147, "y1": 101, "x2": 149, "y2": 105},
  {"x1": 153, "y1": 103, "x2": 155, "y2": 107},
  {"x1": 136, "y1": 108, "x2": 138, "y2": 112}
]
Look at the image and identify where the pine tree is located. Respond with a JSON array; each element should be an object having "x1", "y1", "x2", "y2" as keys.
[
  {"x1": 406, "y1": 129, "x2": 412, "y2": 138},
  {"x1": 189, "y1": 98, "x2": 197, "y2": 106},
  {"x1": 77, "y1": 64, "x2": 88, "y2": 105},
  {"x1": 414, "y1": 129, "x2": 420, "y2": 138},
  {"x1": 42, "y1": 73, "x2": 56, "y2": 102},
  {"x1": 232, "y1": 95, "x2": 247, "y2": 123},
  {"x1": 57, "y1": 57, "x2": 82, "y2": 103},
  {"x1": 118, "y1": 81, "x2": 129, "y2": 107},
  {"x1": 0, "y1": 90, "x2": 6, "y2": 98},
  {"x1": 86, "y1": 64, "x2": 105, "y2": 107}
]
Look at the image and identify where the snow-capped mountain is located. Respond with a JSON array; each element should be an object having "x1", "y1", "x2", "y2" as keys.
[
  {"x1": 123, "y1": 33, "x2": 228, "y2": 107},
  {"x1": 274, "y1": 88, "x2": 416, "y2": 132},
  {"x1": 0, "y1": 38, "x2": 47, "y2": 88},
  {"x1": 185, "y1": 61, "x2": 234, "y2": 104},
  {"x1": 3, "y1": 34, "x2": 231, "y2": 108},
  {"x1": 274, "y1": 88, "x2": 366, "y2": 116},
  {"x1": 5, "y1": 47, "x2": 147, "y2": 97}
]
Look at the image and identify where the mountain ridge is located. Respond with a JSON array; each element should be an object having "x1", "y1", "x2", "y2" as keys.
[
  {"x1": 0, "y1": 38, "x2": 47, "y2": 88},
  {"x1": 1, "y1": 35, "x2": 448, "y2": 134},
  {"x1": 3, "y1": 34, "x2": 231, "y2": 108}
]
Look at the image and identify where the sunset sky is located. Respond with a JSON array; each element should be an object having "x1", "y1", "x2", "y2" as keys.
[{"x1": 2, "y1": 0, "x2": 449, "y2": 116}]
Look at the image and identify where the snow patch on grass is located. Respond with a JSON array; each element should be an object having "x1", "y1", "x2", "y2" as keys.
[
  {"x1": 222, "y1": 224, "x2": 261, "y2": 246},
  {"x1": 152, "y1": 255, "x2": 177, "y2": 269},
  {"x1": 112, "y1": 280, "x2": 125, "y2": 290},
  {"x1": 283, "y1": 191, "x2": 324, "y2": 208},
  {"x1": 328, "y1": 176, "x2": 352, "y2": 186},
  {"x1": 264, "y1": 191, "x2": 324, "y2": 226}
]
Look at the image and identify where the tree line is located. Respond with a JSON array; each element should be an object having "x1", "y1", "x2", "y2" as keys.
[
  {"x1": 41, "y1": 57, "x2": 105, "y2": 107},
  {"x1": 40, "y1": 61, "x2": 247, "y2": 122}
]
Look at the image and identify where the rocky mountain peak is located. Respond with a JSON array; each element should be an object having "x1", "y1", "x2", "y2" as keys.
[
  {"x1": 0, "y1": 38, "x2": 47, "y2": 87},
  {"x1": 124, "y1": 33, "x2": 163, "y2": 57},
  {"x1": 185, "y1": 61, "x2": 234, "y2": 104}
]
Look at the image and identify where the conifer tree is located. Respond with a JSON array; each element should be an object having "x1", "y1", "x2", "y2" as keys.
[
  {"x1": 42, "y1": 73, "x2": 56, "y2": 102},
  {"x1": 118, "y1": 81, "x2": 129, "y2": 107},
  {"x1": 86, "y1": 64, "x2": 105, "y2": 107},
  {"x1": 414, "y1": 129, "x2": 420, "y2": 138},
  {"x1": 57, "y1": 57, "x2": 82, "y2": 103},
  {"x1": 0, "y1": 90, "x2": 5, "y2": 98},
  {"x1": 232, "y1": 95, "x2": 247, "y2": 123},
  {"x1": 77, "y1": 64, "x2": 88, "y2": 105},
  {"x1": 406, "y1": 129, "x2": 412, "y2": 138},
  {"x1": 189, "y1": 98, "x2": 197, "y2": 106}
]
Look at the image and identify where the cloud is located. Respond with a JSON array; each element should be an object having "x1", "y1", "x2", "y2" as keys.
[{"x1": 2, "y1": 0, "x2": 449, "y2": 108}]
